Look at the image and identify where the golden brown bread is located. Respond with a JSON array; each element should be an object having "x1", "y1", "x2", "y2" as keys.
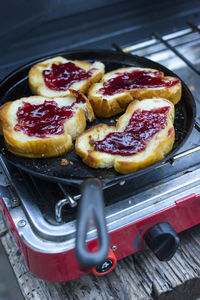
[
  {"x1": 29, "y1": 56, "x2": 105, "y2": 98},
  {"x1": 88, "y1": 67, "x2": 181, "y2": 117},
  {"x1": 75, "y1": 98, "x2": 175, "y2": 174},
  {"x1": 0, "y1": 92, "x2": 95, "y2": 158}
]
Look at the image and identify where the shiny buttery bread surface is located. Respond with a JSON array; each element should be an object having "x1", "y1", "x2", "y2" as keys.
[
  {"x1": 29, "y1": 56, "x2": 105, "y2": 98},
  {"x1": 0, "y1": 93, "x2": 95, "y2": 158},
  {"x1": 88, "y1": 67, "x2": 181, "y2": 118},
  {"x1": 75, "y1": 98, "x2": 175, "y2": 174}
]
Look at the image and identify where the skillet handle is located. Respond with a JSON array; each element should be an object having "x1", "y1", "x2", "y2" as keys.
[{"x1": 75, "y1": 178, "x2": 109, "y2": 268}]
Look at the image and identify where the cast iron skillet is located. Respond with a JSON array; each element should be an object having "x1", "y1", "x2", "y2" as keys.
[{"x1": 0, "y1": 50, "x2": 196, "y2": 268}]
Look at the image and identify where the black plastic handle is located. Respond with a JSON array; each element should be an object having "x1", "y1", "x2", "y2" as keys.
[
  {"x1": 75, "y1": 178, "x2": 109, "y2": 268},
  {"x1": 144, "y1": 222, "x2": 180, "y2": 261}
]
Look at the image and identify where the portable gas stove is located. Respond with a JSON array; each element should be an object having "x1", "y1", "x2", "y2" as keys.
[{"x1": 1, "y1": 1, "x2": 200, "y2": 282}]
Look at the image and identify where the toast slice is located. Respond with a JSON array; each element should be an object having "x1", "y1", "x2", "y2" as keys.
[
  {"x1": 88, "y1": 67, "x2": 181, "y2": 117},
  {"x1": 75, "y1": 98, "x2": 175, "y2": 174},
  {"x1": 0, "y1": 91, "x2": 95, "y2": 158},
  {"x1": 29, "y1": 56, "x2": 105, "y2": 98}
]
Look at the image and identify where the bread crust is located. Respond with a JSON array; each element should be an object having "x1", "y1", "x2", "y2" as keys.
[
  {"x1": 0, "y1": 94, "x2": 94, "y2": 158},
  {"x1": 29, "y1": 56, "x2": 105, "y2": 98},
  {"x1": 88, "y1": 67, "x2": 181, "y2": 118},
  {"x1": 75, "y1": 98, "x2": 175, "y2": 174}
]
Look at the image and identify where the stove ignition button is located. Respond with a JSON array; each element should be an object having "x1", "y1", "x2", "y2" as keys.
[
  {"x1": 91, "y1": 248, "x2": 117, "y2": 276},
  {"x1": 144, "y1": 222, "x2": 180, "y2": 261}
]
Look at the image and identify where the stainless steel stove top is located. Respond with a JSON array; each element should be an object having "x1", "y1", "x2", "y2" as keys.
[{"x1": 1, "y1": 24, "x2": 200, "y2": 253}]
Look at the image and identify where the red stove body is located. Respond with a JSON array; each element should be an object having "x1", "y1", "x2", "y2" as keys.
[{"x1": 1, "y1": 190, "x2": 200, "y2": 282}]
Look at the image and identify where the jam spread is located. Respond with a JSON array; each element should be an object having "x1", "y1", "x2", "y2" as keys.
[
  {"x1": 43, "y1": 62, "x2": 92, "y2": 91},
  {"x1": 100, "y1": 70, "x2": 179, "y2": 95},
  {"x1": 14, "y1": 92, "x2": 85, "y2": 138},
  {"x1": 95, "y1": 106, "x2": 170, "y2": 156},
  {"x1": 69, "y1": 89, "x2": 86, "y2": 104}
]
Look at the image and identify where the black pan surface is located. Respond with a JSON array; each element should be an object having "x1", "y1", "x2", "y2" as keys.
[{"x1": 0, "y1": 49, "x2": 196, "y2": 187}]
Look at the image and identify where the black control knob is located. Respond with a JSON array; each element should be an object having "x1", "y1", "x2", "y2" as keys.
[{"x1": 144, "y1": 222, "x2": 180, "y2": 261}]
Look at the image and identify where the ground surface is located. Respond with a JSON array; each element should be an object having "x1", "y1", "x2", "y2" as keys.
[{"x1": 0, "y1": 222, "x2": 22, "y2": 300}]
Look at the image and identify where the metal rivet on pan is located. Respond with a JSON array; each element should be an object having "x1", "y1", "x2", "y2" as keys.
[
  {"x1": 18, "y1": 220, "x2": 26, "y2": 227},
  {"x1": 112, "y1": 245, "x2": 117, "y2": 251}
]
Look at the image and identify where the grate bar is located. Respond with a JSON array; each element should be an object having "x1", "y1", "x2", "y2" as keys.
[
  {"x1": 55, "y1": 198, "x2": 71, "y2": 223},
  {"x1": 55, "y1": 184, "x2": 78, "y2": 223},
  {"x1": 187, "y1": 22, "x2": 200, "y2": 34},
  {"x1": 58, "y1": 184, "x2": 78, "y2": 206},
  {"x1": 170, "y1": 146, "x2": 200, "y2": 163},
  {"x1": 153, "y1": 32, "x2": 200, "y2": 75},
  {"x1": 195, "y1": 121, "x2": 200, "y2": 132},
  {"x1": 122, "y1": 28, "x2": 192, "y2": 53},
  {"x1": 112, "y1": 42, "x2": 124, "y2": 53}
]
